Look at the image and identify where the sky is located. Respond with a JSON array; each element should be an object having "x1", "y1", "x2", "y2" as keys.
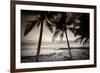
[
  {"x1": 21, "y1": 10, "x2": 79, "y2": 43},
  {"x1": 23, "y1": 24, "x2": 77, "y2": 42}
]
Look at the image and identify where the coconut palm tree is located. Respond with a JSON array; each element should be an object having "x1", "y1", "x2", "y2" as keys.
[
  {"x1": 51, "y1": 12, "x2": 73, "y2": 59},
  {"x1": 24, "y1": 11, "x2": 55, "y2": 62},
  {"x1": 51, "y1": 12, "x2": 81, "y2": 60},
  {"x1": 69, "y1": 13, "x2": 89, "y2": 45}
]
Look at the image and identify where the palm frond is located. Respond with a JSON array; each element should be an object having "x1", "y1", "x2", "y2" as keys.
[
  {"x1": 75, "y1": 35, "x2": 89, "y2": 45},
  {"x1": 75, "y1": 36, "x2": 81, "y2": 42},
  {"x1": 60, "y1": 31, "x2": 64, "y2": 41},
  {"x1": 24, "y1": 20, "x2": 38, "y2": 36},
  {"x1": 68, "y1": 27, "x2": 75, "y2": 34},
  {"x1": 46, "y1": 15, "x2": 57, "y2": 25},
  {"x1": 75, "y1": 36, "x2": 84, "y2": 44},
  {"x1": 45, "y1": 19, "x2": 54, "y2": 33},
  {"x1": 52, "y1": 30, "x2": 60, "y2": 41},
  {"x1": 83, "y1": 38, "x2": 89, "y2": 45},
  {"x1": 36, "y1": 20, "x2": 41, "y2": 28}
]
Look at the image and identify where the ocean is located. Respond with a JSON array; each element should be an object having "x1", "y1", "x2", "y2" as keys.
[{"x1": 21, "y1": 41, "x2": 89, "y2": 56}]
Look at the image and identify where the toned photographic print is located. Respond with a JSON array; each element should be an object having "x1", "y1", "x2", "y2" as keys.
[
  {"x1": 11, "y1": 1, "x2": 96, "y2": 72},
  {"x1": 21, "y1": 10, "x2": 90, "y2": 63}
]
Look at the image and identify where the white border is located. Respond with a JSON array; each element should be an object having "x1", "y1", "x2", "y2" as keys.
[{"x1": 16, "y1": 4, "x2": 94, "y2": 69}]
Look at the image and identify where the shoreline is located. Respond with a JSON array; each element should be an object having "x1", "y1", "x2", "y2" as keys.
[{"x1": 21, "y1": 48, "x2": 89, "y2": 63}]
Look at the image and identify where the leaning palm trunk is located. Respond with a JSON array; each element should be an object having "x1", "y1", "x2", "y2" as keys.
[
  {"x1": 35, "y1": 20, "x2": 44, "y2": 62},
  {"x1": 64, "y1": 27, "x2": 73, "y2": 59}
]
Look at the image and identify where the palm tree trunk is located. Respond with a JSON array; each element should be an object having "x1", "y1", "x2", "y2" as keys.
[
  {"x1": 64, "y1": 27, "x2": 73, "y2": 59},
  {"x1": 35, "y1": 20, "x2": 44, "y2": 62}
]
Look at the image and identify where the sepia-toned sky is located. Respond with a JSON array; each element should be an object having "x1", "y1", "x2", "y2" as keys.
[{"x1": 21, "y1": 11, "x2": 78, "y2": 43}]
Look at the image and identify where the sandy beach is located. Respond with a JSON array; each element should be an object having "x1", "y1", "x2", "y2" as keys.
[{"x1": 21, "y1": 47, "x2": 89, "y2": 63}]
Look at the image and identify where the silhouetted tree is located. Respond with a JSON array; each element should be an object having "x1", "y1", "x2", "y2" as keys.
[
  {"x1": 51, "y1": 12, "x2": 81, "y2": 60},
  {"x1": 24, "y1": 10, "x2": 54, "y2": 62},
  {"x1": 69, "y1": 13, "x2": 89, "y2": 45},
  {"x1": 51, "y1": 13, "x2": 73, "y2": 59}
]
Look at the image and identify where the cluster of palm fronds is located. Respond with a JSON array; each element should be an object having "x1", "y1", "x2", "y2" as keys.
[
  {"x1": 68, "y1": 13, "x2": 89, "y2": 45},
  {"x1": 23, "y1": 10, "x2": 89, "y2": 62}
]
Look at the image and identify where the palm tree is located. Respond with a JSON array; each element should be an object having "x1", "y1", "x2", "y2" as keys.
[
  {"x1": 24, "y1": 11, "x2": 54, "y2": 62},
  {"x1": 51, "y1": 12, "x2": 73, "y2": 59},
  {"x1": 69, "y1": 13, "x2": 89, "y2": 45},
  {"x1": 51, "y1": 12, "x2": 81, "y2": 60}
]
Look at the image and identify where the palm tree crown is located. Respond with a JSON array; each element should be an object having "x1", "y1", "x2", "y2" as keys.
[
  {"x1": 69, "y1": 13, "x2": 89, "y2": 45},
  {"x1": 24, "y1": 10, "x2": 55, "y2": 62}
]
